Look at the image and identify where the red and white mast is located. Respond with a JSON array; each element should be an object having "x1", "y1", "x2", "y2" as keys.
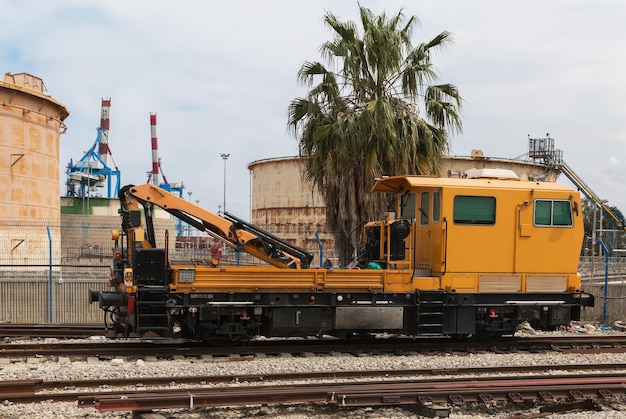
[
  {"x1": 150, "y1": 113, "x2": 160, "y2": 186},
  {"x1": 98, "y1": 98, "x2": 111, "y2": 164}
]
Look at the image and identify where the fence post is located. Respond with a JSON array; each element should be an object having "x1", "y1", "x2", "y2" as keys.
[
  {"x1": 47, "y1": 225, "x2": 52, "y2": 323},
  {"x1": 315, "y1": 231, "x2": 323, "y2": 268},
  {"x1": 599, "y1": 240, "x2": 609, "y2": 323}
]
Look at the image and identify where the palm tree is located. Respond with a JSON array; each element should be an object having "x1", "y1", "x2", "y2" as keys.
[{"x1": 288, "y1": 6, "x2": 462, "y2": 265}]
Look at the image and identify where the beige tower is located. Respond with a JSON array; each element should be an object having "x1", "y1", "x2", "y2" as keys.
[{"x1": 0, "y1": 72, "x2": 69, "y2": 266}]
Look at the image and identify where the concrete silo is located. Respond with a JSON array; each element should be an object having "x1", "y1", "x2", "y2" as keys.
[{"x1": 0, "y1": 72, "x2": 69, "y2": 267}]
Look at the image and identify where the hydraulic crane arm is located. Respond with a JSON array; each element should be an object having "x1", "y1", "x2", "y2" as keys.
[{"x1": 119, "y1": 184, "x2": 313, "y2": 269}]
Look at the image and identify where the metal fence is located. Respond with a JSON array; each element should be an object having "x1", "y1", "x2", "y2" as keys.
[
  {"x1": 0, "y1": 217, "x2": 279, "y2": 324},
  {"x1": 0, "y1": 217, "x2": 113, "y2": 323},
  {"x1": 579, "y1": 256, "x2": 626, "y2": 323},
  {"x1": 0, "y1": 271, "x2": 110, "y2": 323},
  {"x1": 1, "y1": 217, "x2": 626, "y2": 325}
]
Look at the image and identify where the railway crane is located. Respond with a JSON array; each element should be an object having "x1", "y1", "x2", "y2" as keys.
[{"x1": 91, "y1": 172, "x2": 594, "y2": 342}]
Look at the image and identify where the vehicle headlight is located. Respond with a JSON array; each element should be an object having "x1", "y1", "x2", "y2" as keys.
[{"x1": 178, "y1": 269, "x2": 196, "y2": 283}]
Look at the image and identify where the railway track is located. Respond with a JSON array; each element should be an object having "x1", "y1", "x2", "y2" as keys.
[
  {"x1": 0, "y1": 323, "x2": 104, "y2": 338},
  {"x1": 86, "y1": 374, "x2": 624, "y2": 415},
  {"x1": 1, "y1": 333, "x2": 626, "y2": 359},
  {"x1": 2, "y1": 364, "x2": 626, "y2": 416},
  {"x1": 3, "y1": 333, "x2": 626, "y2": 417}
]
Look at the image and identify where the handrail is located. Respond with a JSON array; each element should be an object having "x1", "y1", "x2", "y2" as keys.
[{"x1": 554, "y1": 162, "x2": 625, "y2": 230}]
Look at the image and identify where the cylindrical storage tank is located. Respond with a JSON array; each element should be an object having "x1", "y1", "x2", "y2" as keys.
[
  {"x1": 444, "y1": 154, "x2": 559, "y2": 182},
  {"x1": 247, "y1": 157, "x2": 333, "y2": 267},
  {"x1": 0, "y1": 72, "x2": 69, "y2": 269}
]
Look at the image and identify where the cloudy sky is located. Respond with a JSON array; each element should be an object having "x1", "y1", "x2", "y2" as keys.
[{"x1": 2, "y1": 0, "x2": 626, "y2": 217}]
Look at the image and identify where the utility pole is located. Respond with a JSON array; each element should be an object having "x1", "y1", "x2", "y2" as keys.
[
  {"x1": 195, "y1": 199, "x2": 200, "y2": 250},
  {"x1": 221, "y1": 153, "x2": 230, "y2": 213},
  {"x1": 187, "y1": 191, "x2": 192, "y2": 238}
]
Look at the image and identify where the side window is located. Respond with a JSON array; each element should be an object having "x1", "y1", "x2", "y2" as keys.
[
  {"x1": 453, "y1": 195, "x2": 496, "y2": 225},
  {"x1": 400, "y1": 192, "x2": 416, "y2": 219},
  {"x1": 534, "y1": 199, "x2": 573, "y2": 227},
  {"x1": 535, "y1": 200, "x2": 551, "y2": 225},
  {"x1": 420, "y1": 191, "x2": 429, "y2": 225},
  {"x1": 433, "y1": 190, "x2": 441, "y2": 222}
]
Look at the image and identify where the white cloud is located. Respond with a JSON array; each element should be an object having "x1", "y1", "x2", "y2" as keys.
[{"x1": 2, "y1": 0, "x2": 626, "y2": 216}]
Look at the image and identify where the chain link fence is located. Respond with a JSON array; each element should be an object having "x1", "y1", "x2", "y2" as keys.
[
  {"x1": 0, "y1": 217, "x2": 111, "y2": 323},
  {"x1": 1, "y1": 217, "x2": 624, "y2": 324},
  {"x1": 0, "y1": 216, "x2": 287, "y2": 324}
]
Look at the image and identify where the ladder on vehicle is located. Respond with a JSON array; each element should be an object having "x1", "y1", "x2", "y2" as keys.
[
  {"x1": 135, "y1": 285, "x2": 171, "y2": 337},
  {"x1": 133, "y1": 248, "x2": 171, "y2": 337},
  {"x1": 416, "y1": 290, "x2": 445, "y2": 336}
]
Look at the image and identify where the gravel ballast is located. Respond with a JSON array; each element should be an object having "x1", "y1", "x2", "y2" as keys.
[{"x1": 2, "y1": 347, "x2": 626, "y2": 418}]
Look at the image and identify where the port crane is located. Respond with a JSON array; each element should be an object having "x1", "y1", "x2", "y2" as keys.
[{"x1": 66, "y1": 98, "x2": 121, "y2": 198}]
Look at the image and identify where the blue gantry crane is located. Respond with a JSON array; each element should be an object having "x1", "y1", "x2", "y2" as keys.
[{"x1": 66, "y1": 98, "x2": 121, "y2": 198}]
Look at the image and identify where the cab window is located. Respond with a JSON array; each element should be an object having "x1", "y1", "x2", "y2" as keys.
[
  {"x1": 534, "y1": 199, "x2": 573, "y2": 227},
  {"x1": 453, "y1": 195, "x2": 496, "y2": 225},
  {"x1": 433, "y1": 190, "x2": 441, "y2": 222},
  {"x1": 400, "y1": 192, "x2": 416, "y2": 219},
  {"x1": 420, "y1": 191, "x2": 430, "y2": 225}
]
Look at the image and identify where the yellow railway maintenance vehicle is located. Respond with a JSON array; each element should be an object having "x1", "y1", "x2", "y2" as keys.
[{"x1": 91, "y1": 169, "x2": 593, "y2": 341}]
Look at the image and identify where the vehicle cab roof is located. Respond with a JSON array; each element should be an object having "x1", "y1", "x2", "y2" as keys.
[{"x1": 371, "y1": 175, "x2": 574, "y2": 194}]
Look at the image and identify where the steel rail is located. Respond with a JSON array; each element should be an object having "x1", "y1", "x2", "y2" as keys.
[
  {"x1": 82, "y1": 374, "x2": 626, "y2": 413},
  {"x1": 35, "y1": 363, "x2": 626, "y2": 391},
  {"x1": 0, "y1": 323, "x2": 104, "y2": 338},
  {"x1": 3, "y1": 368, "x2": 626, "y2": 415},
  {"x1": 2, "y1": 333, "x2": 626, "y2": 359}
]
